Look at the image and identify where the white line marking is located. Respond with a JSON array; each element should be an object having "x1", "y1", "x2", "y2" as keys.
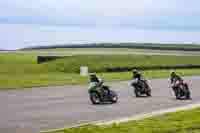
[
  {"x1": 95, "y1": 102, "x2": 200, "y2": 125},
  {"x1": 41, "y1": 102, "x2": 200, "y2": 133}
]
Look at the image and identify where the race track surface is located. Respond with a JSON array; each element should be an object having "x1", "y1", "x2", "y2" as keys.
[{"x1": 2, "y1": 76, "x2": 200, "y2": 133}]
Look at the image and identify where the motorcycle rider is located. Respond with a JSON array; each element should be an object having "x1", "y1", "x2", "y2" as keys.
[
  {"x1": 131, "y1": 69, "x2": 142, "y2": 86},
  {"x1": 89, "y1": 73, "x2": 101, "y2": 84},
  {"x1": 170, "y1": 71, "x2": 183, "y2": 90},
  {"x1": 132, "y1": 69, "x2": 142, "y2": 80},
  {"x1": 170, "y1": 71, "x2": 182, "y2": 84},
  {"x1": 88, "y1": 73, "x2": 110, "y2": 97},
  {"x1": 170, "y1": 71, "x2": 190, "y2": 96},
  {"x1": 131, "y1": 69, "x2": 148, "y2": 91}
]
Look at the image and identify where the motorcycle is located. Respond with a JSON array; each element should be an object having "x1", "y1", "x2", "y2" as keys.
[
  {"x1": 88, "y1": 81, "x2": 118, "y2": 104},
  {"x1": 172, "y1": 80, "x2": 191, "y2": 100},
  {"x1": 131, "y1": 78, "x2": 151, "y2": 97}
]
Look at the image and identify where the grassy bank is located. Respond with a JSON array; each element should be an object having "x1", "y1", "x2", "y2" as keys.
[
  {"x1": 1, "y1": 53, "x2": 200, "y2": 89},
  {"x1": 43, "y1": 107, "x2": 200, "y2": 133},
  {"x1": 44, "y1": 55, "x2": 200, "y2": 73}
]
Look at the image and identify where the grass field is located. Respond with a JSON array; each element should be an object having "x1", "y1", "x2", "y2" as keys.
[
  {"x1": 44, "y1": 107, "x2": 200, "y2": 133},
  {"x1": 1, "y1": 52, "x2": 200, "y2": 89}
]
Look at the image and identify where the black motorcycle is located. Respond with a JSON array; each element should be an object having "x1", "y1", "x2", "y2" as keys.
[
  {"x1": 172, "y1": 80, "x2": 191, "y2": 100},
  {"x1": 89, "y1": 84, "x2": 118, "y2": 104},
  {"x1": 132, "y1": 79, "x2": 151, "y2": 97}
]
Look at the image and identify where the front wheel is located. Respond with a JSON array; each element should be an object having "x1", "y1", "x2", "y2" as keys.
[
  {"x1": 90, "y1": 92, "x2": 101, "y2": 104},
  {"x1": 134, "y1": 87, "x2": 140, "y2": 97},
  {"x1": 175, "y1": 88, "x2": 181, "y2": 99},
  {"x1": 144, "y1": 82, "x2": 151, "y2": 97},
  {"x1": 146, "y1": 88, "x2": 152, "y2": 97}
]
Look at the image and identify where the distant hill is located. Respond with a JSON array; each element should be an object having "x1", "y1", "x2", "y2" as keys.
[
  {"x1": 0, "y1": 49, "x2": 6, "y2": 51},
  {"x1": 0, "y1": 49, "x2": 15, "y2": 51},
  {"x1": 21, "y1": 43, "x2": 200, "y2": 51}
]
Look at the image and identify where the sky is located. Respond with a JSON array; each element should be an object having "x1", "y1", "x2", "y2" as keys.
[{"x1": 0, "y1": 0, "x2": 200, "y2": 49}]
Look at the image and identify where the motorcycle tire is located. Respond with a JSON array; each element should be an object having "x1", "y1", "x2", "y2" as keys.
[
  {"x1": 185, "y1": 90, "x2": 191, "y2": 99},
  {"x1": 146, "y1": 89, "x2": 152, "y2": 97},
  {"x1": 134, "y1": 87, "x2": 140, "y2": 97},
  {"x1": 110, "y1": 90, "x2": 118, "y2": 103},
  {"x1": 90, "y1": 92, "x2": 101, "y2": 104}
]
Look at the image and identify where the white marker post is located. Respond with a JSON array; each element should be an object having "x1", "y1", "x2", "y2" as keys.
[{"x1": 80, "y1": 66, "x2": 88, "y2": 76}]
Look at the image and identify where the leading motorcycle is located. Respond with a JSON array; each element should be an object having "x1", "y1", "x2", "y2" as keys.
[{"x1": 88, "y1": 81, "x2": 118, "y2": 104}]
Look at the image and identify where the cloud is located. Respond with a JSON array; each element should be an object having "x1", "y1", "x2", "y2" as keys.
[
  {"x1": 1, "y1": 24, "x2": 200, "y2": 50},
  {"x1": 0, "y1": 0, "x2": 200, "y2": 28},
  {"x1": 1, "y1": 0, "x2": 200, "y2": 50}
]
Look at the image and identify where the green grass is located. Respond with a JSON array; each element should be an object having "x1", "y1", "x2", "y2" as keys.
[
  {"x1": 100, "y1": 69, "x2": 200, "y2": 82},
  {"x1": 0, "y1": 73, "x2": 87, "y2": 89},
  {"x1": 1, "y1": 69, "x2": 200, "y2": 89},
  {"x1": 42, "y1": 108, "x2": 200, "y2": 133},
  {"x1": 1, "y1": 53, "x2": 200, "y2": 89}
]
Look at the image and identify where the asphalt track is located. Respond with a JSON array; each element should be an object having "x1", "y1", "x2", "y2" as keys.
[{"x1": 2, "y1": 76, "x2": 200, "y2": 133}]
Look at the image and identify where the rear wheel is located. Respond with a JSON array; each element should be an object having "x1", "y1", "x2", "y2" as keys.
[
  {"x1": 176, "y1": 95, "x2": 181, "y2": 100},
  {"x1": 90, "y1": 92, "x2": 101, "y2": 104},
  {"x1": 110, "y1": 90, "x2": 118, "y2": 103},
  {"x1": 186, "y1": 92, "x2": 191, "y2": 99},
  {"x1": 185, "y1": 88, "x2": 191, "y2": 99}
]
